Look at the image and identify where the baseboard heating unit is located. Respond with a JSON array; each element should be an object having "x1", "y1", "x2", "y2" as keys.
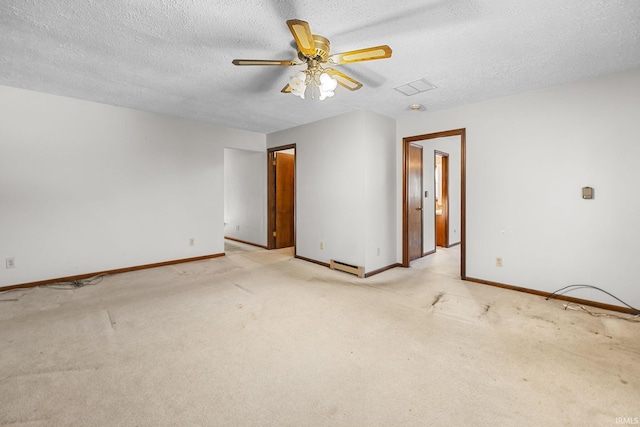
[{"x1": 329, "y1": 259, "x2": 364, "y2": 278}]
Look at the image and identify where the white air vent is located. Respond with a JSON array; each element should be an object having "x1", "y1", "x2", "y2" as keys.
[{"x1": 395, "y1": 78, "x2": 437, "y2": 96}]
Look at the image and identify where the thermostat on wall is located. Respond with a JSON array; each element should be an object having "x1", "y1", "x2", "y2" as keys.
[{"x1": 582, "y1": 187, "x2": 593, "y2": 199}]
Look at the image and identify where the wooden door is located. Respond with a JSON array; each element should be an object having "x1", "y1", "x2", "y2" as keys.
[
  {"x1": 274, "y1": 152, "x2": 295, "y2": 248},
  {"x1": 435, "y1": 152, "x2": 449, "y2": 247},
  {"x1": 408, "y1": 143, "x2": 423, "y2": 261}
]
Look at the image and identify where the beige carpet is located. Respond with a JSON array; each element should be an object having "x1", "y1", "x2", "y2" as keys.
[{"x1": 1, "y1": 241, "x2": 638, "y2": 426}]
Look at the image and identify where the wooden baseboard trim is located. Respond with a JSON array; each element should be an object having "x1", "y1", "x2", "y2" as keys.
[
  {"x1": 465, "y1": 276, "x2": 638, "y2": 315},
  {"x1": 447, "y1": 241, "x2": 461, "y2": 248},
  {"x1": 365, "y1": 263, "x2": 402, "y2": 278},
  {"x1": 224, "y1": 236, "x2": 268, "y2": 249},
  {"x1": 0, "y1": 253, "x2": 225, "y2": 292},
  {"x1": 294, "y1": 255, "x2": 330, "y2": 268},
  {"x1": 422, "y1": 249, "x2": 436, "y2": 257}
]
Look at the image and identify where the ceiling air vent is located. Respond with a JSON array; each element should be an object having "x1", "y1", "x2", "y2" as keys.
[{"x1": 394, "y1": 78, "x2": 437, "y2": 96}]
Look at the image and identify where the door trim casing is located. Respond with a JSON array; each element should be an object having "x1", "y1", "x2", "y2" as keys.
[
  {"x1": 402, "y1": 129, "x2": 466, "y2": 279},
  {"x1": 267, "y1": 144, "x2": 296, "y2": 251}
]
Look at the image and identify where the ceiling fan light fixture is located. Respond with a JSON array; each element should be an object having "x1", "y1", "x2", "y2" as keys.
[
  {"x1": 318, "y1": 72, "x2": 337, "y2": 100},
  {"x1": 289, "y1": 72, "x2": 307, "y2": 99},
  {"x1": 319, "y1": 72, "x2": 338, "y2": 91},
  {"x1": 315, "y1": 72, "x2": 337, "y2": 101},
  {"x1": 318, "y1": 87, "x2": 335, "y2": 100},
  {"x1": 288, "y1": 68, "x2": 338, "y2": 101}
]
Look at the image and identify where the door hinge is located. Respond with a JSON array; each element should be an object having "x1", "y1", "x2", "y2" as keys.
[
  {"x1": 272, "y1": 231, "x2": 276, "y2": 237},
  {"x1": 272, "y1": 160, "x2": 276, "y2": 166}
]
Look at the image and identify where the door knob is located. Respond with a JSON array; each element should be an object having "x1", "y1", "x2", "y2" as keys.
[{"x1": 416, "y1": 207, "x2": 423, "y2": 211}]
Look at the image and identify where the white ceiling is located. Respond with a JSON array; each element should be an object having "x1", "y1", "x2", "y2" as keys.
[{"x1": 1, "y1": 0, "x2": 639, "y2": 134}]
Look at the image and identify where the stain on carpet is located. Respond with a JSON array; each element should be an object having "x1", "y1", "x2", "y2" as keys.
[{"x1": 431, "y1": 292, "x2": 445, "y2": 307}]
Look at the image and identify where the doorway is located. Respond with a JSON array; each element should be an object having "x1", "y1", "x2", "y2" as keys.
[
  {"x1": 402, "y1": 129, "x2": 466, "y2": 279},
  {"x1": 435, "y1": 151, "x2": 449, "y2": 248},
  {"x1": 267, "y1": 145, "x2": 296, "y2": 250}
]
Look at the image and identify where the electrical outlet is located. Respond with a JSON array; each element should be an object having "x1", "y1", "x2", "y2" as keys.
[
  {"x1": 236, "y1": 225, "x2": 240, "y2": 231},
  {"x1": 189, "y1": 238, "x2": 195, "y2": 246},
  {"x1": 377, "y1": 248, "x2": 381, "y2": 256},
  {"x1": 320, "y1": 242, "x2": 324, "y2": 250},
  {"x1": 6, "y1": 257, "x2": 15, "y2": 269},
  {"x1": 496, "y1": 257, "x2": 503, "y2": 267}
]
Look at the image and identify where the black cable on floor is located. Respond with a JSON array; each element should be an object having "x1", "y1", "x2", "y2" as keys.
[
  {"x1": 44, "y1": 274, "x2": 108, "y2": 290},
  {"x1": 545, "y1": 284, "x2": 640, "y2": 315}
]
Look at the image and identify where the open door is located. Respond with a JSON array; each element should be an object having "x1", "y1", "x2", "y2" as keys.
[
  {"x1": 268, "y1": 145, "x2": 296, "y2": 250},
  {"x1": 435, "y1": 151, "x2": 449, "y2": 248},
  {"x1": 408, "y1": 143, "x2": 424, "y2": 261}
]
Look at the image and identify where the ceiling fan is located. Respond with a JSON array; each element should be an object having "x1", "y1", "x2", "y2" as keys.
[{"x1": 232, "y1": 19, "x2": 392, "y2": 100}]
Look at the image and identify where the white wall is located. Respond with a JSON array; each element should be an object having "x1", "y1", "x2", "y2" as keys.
[
  {"x1": 223, "y1": 148, "x2": 267, "y2": 246},
  {"x1": 363, "y1": 111, "x2": 398, "y2": 272},
  {"x1": 267, "y1": 110, "x2": 397, "y2": 274},
  {"x1": 398, "y1": 67, "x2": 640, "y2": 308},
  {"x1": 0, "y1": 85, "x2": 265, "y2": 287}
]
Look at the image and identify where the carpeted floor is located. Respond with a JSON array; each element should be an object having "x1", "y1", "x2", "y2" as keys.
[{"x1": 1, "y1": 240, "x2": 638, "y2": 426}]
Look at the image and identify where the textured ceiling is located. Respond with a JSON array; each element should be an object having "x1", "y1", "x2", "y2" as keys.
[{"x1": 1, "y1": 0, "x2": 639, "y2": 134}]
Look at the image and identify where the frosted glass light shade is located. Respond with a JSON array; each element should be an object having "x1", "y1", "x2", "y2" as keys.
[{"x1": 288, "y1": 70, "x2": 337, "y2": 100}]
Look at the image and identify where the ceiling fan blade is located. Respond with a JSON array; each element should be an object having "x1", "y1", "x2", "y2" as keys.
[
  {"x1": 232, "y1": 59, "x2": 297, "y2": 66},
  {"x1": 281, "y1": 84, "x2": 292, "y2": 93},
  {"x1": 324, "y1": 68, "x2": 363, "y2": 91},
  {"x1": 328, "y1": 45, "x2": 392, "y2": 64},
  {"x1": 286, "y1": 19, "x2": 316, "y2": 57}
]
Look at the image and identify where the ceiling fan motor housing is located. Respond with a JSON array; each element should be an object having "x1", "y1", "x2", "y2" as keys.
[{"x1": 311, "y1": 35, "x2": 330, "y2": 62}]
